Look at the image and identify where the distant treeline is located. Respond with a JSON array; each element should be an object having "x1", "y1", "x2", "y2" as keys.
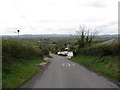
[{"x1": 2, "y1": 34, "x2": 119, "y2": 38}]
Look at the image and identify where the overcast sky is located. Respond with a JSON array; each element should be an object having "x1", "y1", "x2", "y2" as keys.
[{"x1": 0, "y1": 0, "x2": 119, "y2": 35}]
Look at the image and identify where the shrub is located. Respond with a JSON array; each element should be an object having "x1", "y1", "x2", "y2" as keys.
[
  {"x1": 41, "y1": 49, "x2": 49, "y2": 56},
  {"x1": 2, "y1": 39, "x2": 43, "y2": 64},
  {"x1": 77, "y1": 43, "x2": 119, "y2": 56}
]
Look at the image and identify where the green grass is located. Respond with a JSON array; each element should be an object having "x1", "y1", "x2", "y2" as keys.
[
  {"x1": 2, "y1": 59, "x2": 46, "y2": 88},
  {"x1": 72, "y1": 55, "x2": 119, "y2": 81},
  {"x1": 47, "y1": 55, "x2": 53, "y2": 58},
  {"x1": 2, "y1": 39, "x2": 48, "y2": 88}
]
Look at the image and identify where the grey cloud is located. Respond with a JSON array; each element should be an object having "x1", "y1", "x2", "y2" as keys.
[
  {"x1": 35, "y1": 19, "x2": 80, "y2": 24},
  {"x1": 19, "y1": 15, "x2": 27, "y2": 19},
  {"x1": 86, "y1": 18, "x2": 106, "y2": 22},
  {"x1": 87, "y1": 2, "x2": 106, "y2": 8},
  {"x1": 40, "y1": 27, "x2": 76, "y2": 34},
  {"x1": 36, "y1": 19, "x2": 59, "y2": 23},
  {"x1": 96, "y1": 21, "x2": 118, "y2": 34},
  {"x1": 2, "y1": 27, "x2": 26, "y2": 34},
  {"x1": 56, "y1": 27, "x2": 76, "y2": 34},
  {"x1": 96, "y1": 21, "x2": 117, "y2": 29},
  {"x1": 97, "y1": 28, "x2": 117, "y2": 34}
]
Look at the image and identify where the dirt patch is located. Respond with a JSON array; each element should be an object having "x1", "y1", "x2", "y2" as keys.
[{"x1": 36, "y1": 62, "x2": 48, "y2": 66}]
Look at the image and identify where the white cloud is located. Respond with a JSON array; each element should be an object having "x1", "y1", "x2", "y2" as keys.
[{"x1": 0, "y1": 0, "x2": 118, "y2": 35}]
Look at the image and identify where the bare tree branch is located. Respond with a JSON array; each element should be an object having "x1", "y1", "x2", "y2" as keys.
[{"x1": 75, "y1": 25, "x2": 98, "y2": 48}]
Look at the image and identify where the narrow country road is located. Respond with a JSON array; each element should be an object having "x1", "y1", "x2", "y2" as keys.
[{"x1": 21, "y1": 54, "x2": 118, "y2": 88}]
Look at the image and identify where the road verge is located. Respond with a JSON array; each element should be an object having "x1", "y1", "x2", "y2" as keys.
[{"x1": 71, "y1": 56, "x2": 119, "y2": 86}]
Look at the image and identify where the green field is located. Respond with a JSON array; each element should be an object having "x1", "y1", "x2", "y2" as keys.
[{"x1": 72, "y1": 55, "x2": 119, "y2": 81}]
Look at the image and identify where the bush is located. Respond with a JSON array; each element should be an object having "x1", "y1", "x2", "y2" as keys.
[
  {"x1": 41, "y1": 49, "x2": 49, "y2": 56},
  {"x1": 2, "y1": 39, "x2": 48, "y2": 88},
  {"x1": 2, "y1": 39, "x2": 43, "y2": 64},
  {"x1": 77, "y1": 43, "x2": 119, "y2": 56}
]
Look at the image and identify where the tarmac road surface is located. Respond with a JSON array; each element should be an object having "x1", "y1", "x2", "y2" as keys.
[{"x1": 21, "y1": 54, "x2": 118, "y2": 88}]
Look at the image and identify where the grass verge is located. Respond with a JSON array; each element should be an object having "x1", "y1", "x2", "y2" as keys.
[
  {"x1": 2, "y1": 59, "x2": 46, "y2": 88},
  {"x1": 47, "y1": 55, "x2": 53, "y2": 58},
  {"x1": 72, "y1": 55, "x2": 119, "y2": 82}
]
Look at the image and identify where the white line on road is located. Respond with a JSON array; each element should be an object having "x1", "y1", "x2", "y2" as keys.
[
  {"x1": 62, "y1": 63, "x2": 75, "y2": 67},
  {"x1": 72, "y1": 63, "x2": 75, "y2": 66},
  {"x1": 68, "y1": 63, "x2": 70, "y2": 66},
  {"x1": 62, "y1": 63, "x2": 65, "y2": 66}
]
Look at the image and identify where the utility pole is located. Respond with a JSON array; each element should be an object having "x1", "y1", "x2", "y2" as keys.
[{"x1": 17, "y1": 30, "x2": 20, "y2": 42}]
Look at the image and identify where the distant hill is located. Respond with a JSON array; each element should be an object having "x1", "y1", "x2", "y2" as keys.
[
  {"x1": 20, "y1": 34, "x2": 72, "y2": 37},
  {"x1": 2, "y1": 34, "x2": 72, "y2": 38},
  {"x1": 2, "y1": 34, "x2": 119, "y2": 38},
  {"x1": 97, "y1": 34, "x2": 119, "y2": 37}
]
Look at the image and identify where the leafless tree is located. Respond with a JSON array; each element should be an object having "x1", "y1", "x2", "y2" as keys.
[{"x1": 75, "y1": 25, "x2": 98, "y2": 48}]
